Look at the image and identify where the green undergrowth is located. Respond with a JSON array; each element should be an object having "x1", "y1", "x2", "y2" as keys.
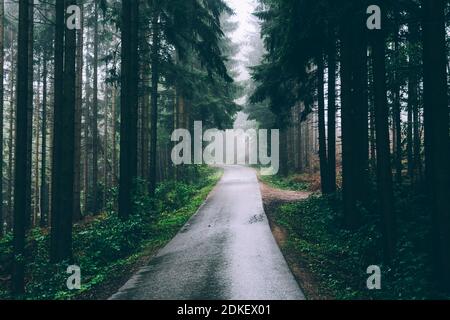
[
  {"x1": 273, "y1": 188, "x2": 445, "y2": 300},
  {"x1": 259, "y1": 173, "x2": 310, "y2": 191},
  {"x1": 0, "y1": 166, "x2": 222, "y2": 300}
]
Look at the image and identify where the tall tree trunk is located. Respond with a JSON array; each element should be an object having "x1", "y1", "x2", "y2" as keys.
[
  {"x1": 279, "y1": 124, "x2": 288, "y2": 176},
  {"x1": 369, "y1": 52, "x2": 377, "y2": 165},
  {"x1": 393, "y1": 16, "x2": 402, "y2": 183},
  {"x1": 83, "y1": 45, "x2": 91, "y2": 214},
  {"x1": 119, "y1": 0, "x2": 139, "y2": 219},
  {"x1": 25, "y1": 0, "x2": 33, "y2": 229},
  {"x1": 406, "y1": 98, "x2": 413, "y2": 181},
  {"x1": 341, "y1": 6, "x2": 369, "y2": 227},
  {"x1": 50, "y1": 0, "x2": 76, "y2": 262},
  {"x1": 422, "y1": 0, "x2": 450, "y2": 293},
  {"x1": 33, "y1": 60, "x2": 40, "y2": 226},
  {"x1": 7, "y1": 27, "x2": 15, "y2": 231},
  {"x1": 12, "y1": 0, "x2": 30, "y2": 295},
  {"x1": 351, "y1": 9, "x2": 369, "y2": 205},
  {"x1": 40, "y1": 50, "x2": 48, "y2": 228},
  {"x1": 327, "y1": 26, "x2": 336, "y2": 193},
  {"x1": 92, "y1": 1, "x2": 99, "y2": 214},
  {"x1": 140, "y1": 41, "x2": 150, "y2": 181},
  {"x1": 407, "y1": 22, "x2": 420, "y2": 182},
  {"x1": 340, "y1": 15, "x2": 358, "y2": 228},
  {"x1": 372, "y1": 12, "x2": 396, "y2": 264},
  {"x1": 149, "y1": 12, "x2": 160, "y2": 195},
  {"x1": 48, "y1": 73, "x2": 54, "y2": 222},
  {"x1": 413, "y1": 83, "x2": 421, "y2": 180},
  {"x1": 111, "y1": 85, "x2": 117, "y2": 186},
  {"x1": 0, "y1": 0, "x2": 4, "y2": 236},
  {"x1": 317, "y1": 52, "x2": 329, "y2": 194},
  {"x1": 103, "y1": 88, "x2": 108, "y2": 208},
  {"x1": 73, "y1": 3, "x2": 84, "y2": 222}
]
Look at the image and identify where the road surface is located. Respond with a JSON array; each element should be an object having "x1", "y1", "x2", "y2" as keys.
[{"x1": 110, "y1": 165, "x2": 305, "y2": 300}]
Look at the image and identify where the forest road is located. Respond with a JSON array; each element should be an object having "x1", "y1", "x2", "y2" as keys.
[{"x1": 109, "y1": 165, "x2": 305, "y2": 300}]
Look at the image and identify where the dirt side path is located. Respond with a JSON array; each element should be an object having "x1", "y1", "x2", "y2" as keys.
[
  {"x1": 260, "y1": 183, "x2": 311, "y2": 204},
  {"x1": 259, "y1": 180, "x2": 334, "y2": 300}
]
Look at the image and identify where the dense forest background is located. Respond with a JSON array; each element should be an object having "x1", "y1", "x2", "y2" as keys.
[
  {"x1": 0, "y1": 0, "x2": 449, "y2": 300},
  {"x1": 246, "y1": 0, "x2": 450, "y2": 298}
]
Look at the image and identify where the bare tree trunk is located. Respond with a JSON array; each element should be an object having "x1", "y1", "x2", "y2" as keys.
[
  {"x1": 92, "y1": 1, "x2": 99, "y2": 214},
  {"x1": 372, "y1": 14, "x2": 396, "y2": 264},
  {"x1": 50, "y1": 0, "x2": 76, "y2": 263},
  {"x1": 149, "y1": 11, "x2": 160, "y2": 195},
  {"x1": 12, "y1": 0, "x2": 30, "y2": 295},
  {"x1": 111, "y1": 85, "x2": 117, "y2": 186},
  {"x1": 407, "y1": 22, "x2": 420, "y2": 183},
  {"x1": 341, "y1": 7, "x2": 369, "y2": 228},
  {"x1": 103, "y1": 88, "x2": 109, "y2": 208},
  {"x1": 73, "y1": 3, "x2": 83, "y2": 222},
  {"x1": 327, "y1": 26, "x2": 337, "y2": 193},
  {"x1": 8, "y1": 27, "x2": 16, "y2": 231},
  {"x1": 119, "y1": 0, "x2": 139, "y2": 219},
  {"x1": 140, "y1": 51, "x2": 150, "y2": 181},
  {"x1": 0, "y1": 0, "x2": 4, "y2": 236},
  {"x1": 83, "y1": 44, "x2": 91, "y2": 214},
  {"x1": 317, "y1": 52, "x2": 329, "y2": 193},
  {"x1": 340, "y1": 16, "x2": 358, "y2": 228},
  {"x1": 33, "y1": 59, "x2": 41, "y2": 226},
  {"x1": 40, "y1": 50, "x2": 48, "y2": 228},
  {"x1": 422, "y1": 0, "x2": 450, "y2": 293},
  {"x1": 392, "y1": 16, "x2": 402, "y2": 183},
  {"x1": 25, "y1": 0, "x2": 33, "y2": 229}
]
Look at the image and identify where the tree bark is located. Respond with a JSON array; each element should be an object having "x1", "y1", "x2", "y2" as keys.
[
  {"x1": 327, "y1": 26, "x2": 336, "y2": 193},
  {"x1": 7, "y1": 27, "x2": 15, "y2": 231},
  {"x1": 140, "y1": 41, "x2": 150, "y2": 181},
  {"x1": 340, "y1": 15, "x2": 358, "y2": 228},
  {"x1": 392, "y1": 15, "x2": 402, "y2": 183},
  {"x1": 12, "y1": 0, "x2": 30, "y2": 295},
  {"x1": 119, "y1": 0, "x2": 139, "y2": 219},
  {"x1": 33, "y1": 59, "x2": 40, "y2": 226},
  {"x1": 92, "y1": 1, "x2": 99, "y2": 214},
  {"x1": 317, "y1": 52, "x2": 329, "y2": 194},
  {"x1": 103, "y1": 87, "x2": 108, "y2": 208},
  {"x1": 0, "y1": 0, "x2": 4, "y2": 236},
  {"x1": 407, "y1": 22, "x2": 420, "y2": 183},
  {"x1": 40, "y1": 50, "x2": 48, "y2": 228},
  {"x1": 111, "y1": 85, "x2": 117, "y2": 186},
  {"x1": 73, "y1": 3, "x2": 84, "y2": 222},
  {"x1": 25, "y1": 0, "x2": 33, "y2": 230},
  {"x1": 372, "y1": 14, "x2": 396, "y2": 264},
  {"x1": 149, "y1": 11, "x2": 160, "y2": 195},
  {"x1": 422, "y1": 0, "x2": 450, "y2": 293},
  {"x1": 50, "y1": 0, "x2": 76, "y2": 262}
]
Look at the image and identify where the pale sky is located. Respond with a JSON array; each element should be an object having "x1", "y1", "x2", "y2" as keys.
[
  {"x1": 225, "y1": 0, "x2": 260, "y2": 128},
  {"x1": 226, "y1": 0, "x2": 259, "y2": 82}
]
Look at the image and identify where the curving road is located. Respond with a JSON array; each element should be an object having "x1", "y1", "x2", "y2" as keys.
[{"x1": 109, "y1": 166, "x2": 305, "y2": 300}]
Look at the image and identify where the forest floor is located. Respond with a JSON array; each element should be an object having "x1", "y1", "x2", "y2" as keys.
[
  {"x1": 259, "y1": 172, "x2": 443, "y2": 300},
  {"x1": 258, "y1": 173, "x2": 335, "y2": 300}
]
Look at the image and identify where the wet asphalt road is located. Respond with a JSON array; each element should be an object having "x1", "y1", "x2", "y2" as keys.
[{"x1": 109, "y1": 166, "x2": 305, "y2": 300}]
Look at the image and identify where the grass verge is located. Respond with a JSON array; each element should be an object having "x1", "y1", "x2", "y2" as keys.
[{"x1": 271, "y1": 192, "x2": 444, "y2": 299}]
